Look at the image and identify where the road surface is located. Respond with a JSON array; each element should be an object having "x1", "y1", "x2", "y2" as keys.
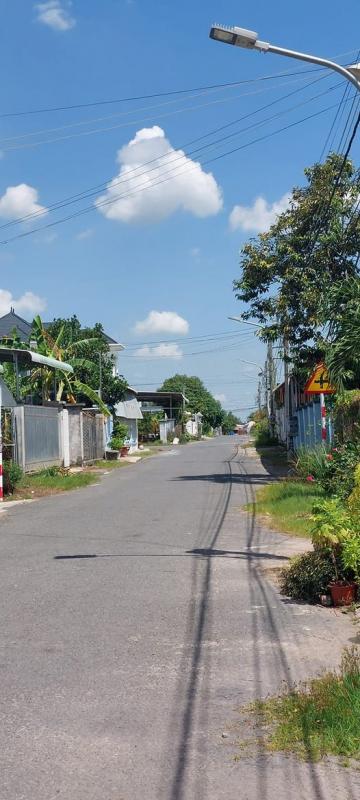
[{"x1": 1, "y1": 437, "x2": 359, "y2": 799}]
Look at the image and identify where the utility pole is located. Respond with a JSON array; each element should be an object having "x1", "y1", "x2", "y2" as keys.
[
  {"x1": 283, "y1": 333, "x2": 290, "y2": 450},
  {"x1": 257, "y1": 380, "x2": 262, "y2": 412},
  {"x1": 267, "y1": 340, "x2": 276, "y2": 437}
]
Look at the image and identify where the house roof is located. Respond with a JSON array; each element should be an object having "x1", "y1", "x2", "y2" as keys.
[
  {"x1": 0, "y1": 310, "x2": 32, "y2": 342},
  {"x1": 0, "y1": 309, "x2": 122, "y2": 348},
  {"x1": 114, "y1": 398, "x2": 143, "y2": 420},
  {"x1": 136, "y1": 391, "x2": 188, "y2": 404}
]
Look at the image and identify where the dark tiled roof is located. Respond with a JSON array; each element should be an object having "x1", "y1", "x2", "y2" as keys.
[
  {"x1": 0, "y1": 311, "x2": 32, "y2": 342},
  {"x1": 0, "y1": 312, "x2": 118, "y2": 345}
]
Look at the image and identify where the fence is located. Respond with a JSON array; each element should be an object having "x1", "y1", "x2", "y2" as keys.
[
  {"x1": 12, "y1": 405, "x2": 61, "y2": 472},
  {"x1": 8, "y1": 404, "x2": 105, "y2": 472}
]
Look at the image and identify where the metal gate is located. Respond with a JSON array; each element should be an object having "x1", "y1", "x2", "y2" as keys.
[{"x1": 82, "y1": 410, "x2": 104, "y2": 462}]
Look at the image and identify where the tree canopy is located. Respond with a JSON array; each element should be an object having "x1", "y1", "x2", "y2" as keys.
[
  {"x1": 158, "y1": 374, "x2": 224, "y2": 429},
  {"x1": 45, "y1": 315, "x2": 128, "y2": 410},
  {"x1": 234, "y1": 154, "x2": 360, "y2": 374}
]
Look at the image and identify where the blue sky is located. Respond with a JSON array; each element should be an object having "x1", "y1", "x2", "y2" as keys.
[{"x1": 1, "y1": 0, "x2": 359, "y2": 415}]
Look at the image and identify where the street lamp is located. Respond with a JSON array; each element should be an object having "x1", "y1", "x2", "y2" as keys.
[{"x1": 209, "y1": 25, "x2": 360, "y2": 91}]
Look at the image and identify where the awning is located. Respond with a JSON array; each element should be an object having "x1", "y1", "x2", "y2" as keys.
[
  {"x1": 0, "y1": 347, "x2": 73, "y2": 373},
  {"x1": 115, "y1": 398, "x2": 143, "y2": 420}
]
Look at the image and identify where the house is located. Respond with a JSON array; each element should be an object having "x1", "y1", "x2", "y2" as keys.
[
  {"x1": 136, "y1": 391, "x2": 188, "y2": 443},
  {"x1": 110, "y1": 388, "x2": 143, "y2": 453}
]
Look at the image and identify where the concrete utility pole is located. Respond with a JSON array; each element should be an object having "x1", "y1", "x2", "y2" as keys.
[
  {"x1": 283, "y1": 333, "x2": 290, "y2": 450},
  {"x1": 267, "y1": 340, "x2": 276, "y2": 438}
]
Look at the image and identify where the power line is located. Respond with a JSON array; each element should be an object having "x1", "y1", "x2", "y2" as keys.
[
  {"x1": 2, "y1": 47, "x2": 358, "y2": 119},
  {"x1": 0, "y1": 72, "x2": 329, "y2": 148},
  {"x1": 0, "y1": 73, "x2": 334, "y2": 231},
  {"x1": 1, "y1": 74, "x2": 334, "y2": 153},
  {"x1": 0, "y1": 67, "x2": 330, "y2": 120},
  {"x1": 0, "y1": 95, "x2": 346, "y2": 245}
]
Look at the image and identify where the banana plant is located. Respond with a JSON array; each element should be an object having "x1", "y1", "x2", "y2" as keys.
[{"x1": 24, "y1": 316, "x2": 110, "y2": 415}]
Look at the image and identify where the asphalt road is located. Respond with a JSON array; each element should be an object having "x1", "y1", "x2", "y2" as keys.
[{"x1": 1, "y1": 437, "x2": 359, "y2": 800}]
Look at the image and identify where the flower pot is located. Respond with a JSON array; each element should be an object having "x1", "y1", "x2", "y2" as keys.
[
  {"x1": 120, "y1": 446, "x2": 130, "y2": 458},
  {"x1": 329, "y1": 581, "x2": 357, "y2": 607}
]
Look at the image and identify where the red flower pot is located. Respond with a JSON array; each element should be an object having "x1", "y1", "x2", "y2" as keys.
[{"x1": 329, "y1": 581, "x2": 357, "y2": 607}]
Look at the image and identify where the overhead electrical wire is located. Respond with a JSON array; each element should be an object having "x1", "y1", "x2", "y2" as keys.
[
  {"x1": 0, "y1": 72, "x2": 331, "y2": 148},
  {"x1": 0, "y1": 72, "x2": 334, "y2": 231},
  {"x1": 0, "y1": 73, "x2": 335, "y2": 152},
  {"x1": 0, "y1": 96, "x2": 349, "y2": 246},
  {"x1": 2, "y1": 46, "x2": 358, "y2": 118},
  {"x1": 0, "y1": 67, "x2": 333, "y2": 120}
]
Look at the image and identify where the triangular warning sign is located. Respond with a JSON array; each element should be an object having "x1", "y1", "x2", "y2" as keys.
[{"x1": 304, "y1": 363, "x2": 335, "y2": 395}]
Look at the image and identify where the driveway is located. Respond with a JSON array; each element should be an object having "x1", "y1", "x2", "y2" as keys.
[{"x1": 1, "y1": 437, "x2": 359, "y2": 799}]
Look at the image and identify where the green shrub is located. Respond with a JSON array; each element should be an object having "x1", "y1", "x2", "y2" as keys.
[
  {"x1": 179, "y1": 432, "x2": 191, "y2": 444},
  {"x1": 341, "y1": 536, "x2": 360, "y2": 583},
  {"x1": 292, "y1": 445, "x2": 329, "y2": 482},
  {"x1": 280, "y1": 550, "x2": 338, "y2": 603},
  {"x1": 112, "y1": 421, "x2": 129, "y2": 440},
  {"x1": 3, "y1": 460, "x2": 23, "y2": 494},
  {"x1": 320, "y1": 441, "x2": 360, "y2": 500},
  {"x1": 253, "y1": 418, "x2": 278, "y2": 447},
  {"x1": 110, "y1": 435, "x2": 125, "y2": 450}
]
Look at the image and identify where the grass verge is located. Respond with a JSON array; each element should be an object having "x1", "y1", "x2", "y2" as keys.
[
  {"x1": 247, "y1": 647, "x2": 360, "y2": 763},
  {"x1": 11, "y1": 469, "x2": 97, "y2": 499},
  {"x1": 247, "y1": 480, "x2": 324, "y2": 538}
]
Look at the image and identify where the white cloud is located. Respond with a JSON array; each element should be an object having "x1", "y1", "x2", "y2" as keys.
[
  {"x1": 134, "y1": 310, "x2": 189, "y2": 336},
  {"x1": 95, "y1": 126, "x2": 223, "y2": 224},
  {"x1": 214, "y1": 393, "x2": 226, "y2": 404},
  {"x1": 0, "y1": 184, "x2": 48, "y2": 222},
  {"x1": 229, "y1": 193, "x2": 290, "y2": 234},
  {"x1": 76, "y1": 228, "x2": 94, "y2": 240},
  {"x1": 35, "y1": 1, "x2": 75, "y2": 31},
  {"x1": 134, "y1": 343, "x2": 183, "y2": 359},
  {"x1": 0, "y1": 289, "x2": 46, "y2": 318},
  {"x1": 190, "y1": 247, "x2": 200, "y2": 258}
]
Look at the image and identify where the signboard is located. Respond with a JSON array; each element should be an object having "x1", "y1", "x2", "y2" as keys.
[{"x1": 304, "y1": 363, "x2": 335, "y2": 395}]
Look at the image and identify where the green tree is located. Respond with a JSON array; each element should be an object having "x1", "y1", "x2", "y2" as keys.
[
  {"x1": 323, "y1": 276, "x2": 360, "y2": 389},
  {"x1": 45, "y1": 315, "x2": 128, "y2": 410},
  {"x1": 234, "y1": 154, "x2": 360, "y2": 372},
  {"x1": 221, "y1": 411, "x2": 240, "y2": 434},
  {"x1": 158, "y1": 374, "x2": 224, "y2": 429}
]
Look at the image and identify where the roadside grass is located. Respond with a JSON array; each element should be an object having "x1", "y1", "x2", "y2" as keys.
[
  {"x1": 92, "y1": 459, "x2": 130, "y2": 469},
  {"x1": 246, "y1": 480, "x2": 324, "y2": 537},
  {"x1": 247, "y1": 648, "x2": 360, "y2": 763},
  {"x1": 11, "y1": 469, "x2": 97, "y2": 499}
]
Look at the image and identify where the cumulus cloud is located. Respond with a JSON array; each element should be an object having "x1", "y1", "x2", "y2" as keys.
[
  {"x1": 134, "y1": 343, "x2": 183, "y2": 359},
  {"x1": 0, "y1": 289, "x2": 46, "y2": 317},
  {"x1": 0, "y1": 184, "x2": 48, "y2": 222},
  {"x1": 95, "y1": 126, "x2": 223, "y2": 224},
  {"x1": 35, "y1": 1, "x2": 75, "y2": 31},
  {"x1": 229, "y1": 193, "x2": 290, "y2": 234},
  {"x1": 134, "y1": 310, "x2": 189, "y2": 336}
]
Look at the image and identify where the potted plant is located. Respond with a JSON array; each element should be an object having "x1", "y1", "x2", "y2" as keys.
[
  {"x1": 110, "y1": 421, "x2": 130, "y2": 457},
  {"x1": 311, "y1": 499, "x2": 357, "y2": 606}
]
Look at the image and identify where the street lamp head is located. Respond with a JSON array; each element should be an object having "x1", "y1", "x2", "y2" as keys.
[{"x1": 209, "y1": 24, "x2": 258, "y2": 49}]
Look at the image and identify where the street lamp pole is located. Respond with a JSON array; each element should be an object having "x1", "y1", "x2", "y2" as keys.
[{"x1": 209, "y1": 25, "x2": 360, "y2": 91}]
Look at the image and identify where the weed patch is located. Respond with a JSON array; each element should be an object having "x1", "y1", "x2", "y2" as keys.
[
  {"x1": 245, "y1": 648, "x2": 360, "y2": 762},
  {"x1": 247, "y1": 481, "x2": 324, "y2": 537}
]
